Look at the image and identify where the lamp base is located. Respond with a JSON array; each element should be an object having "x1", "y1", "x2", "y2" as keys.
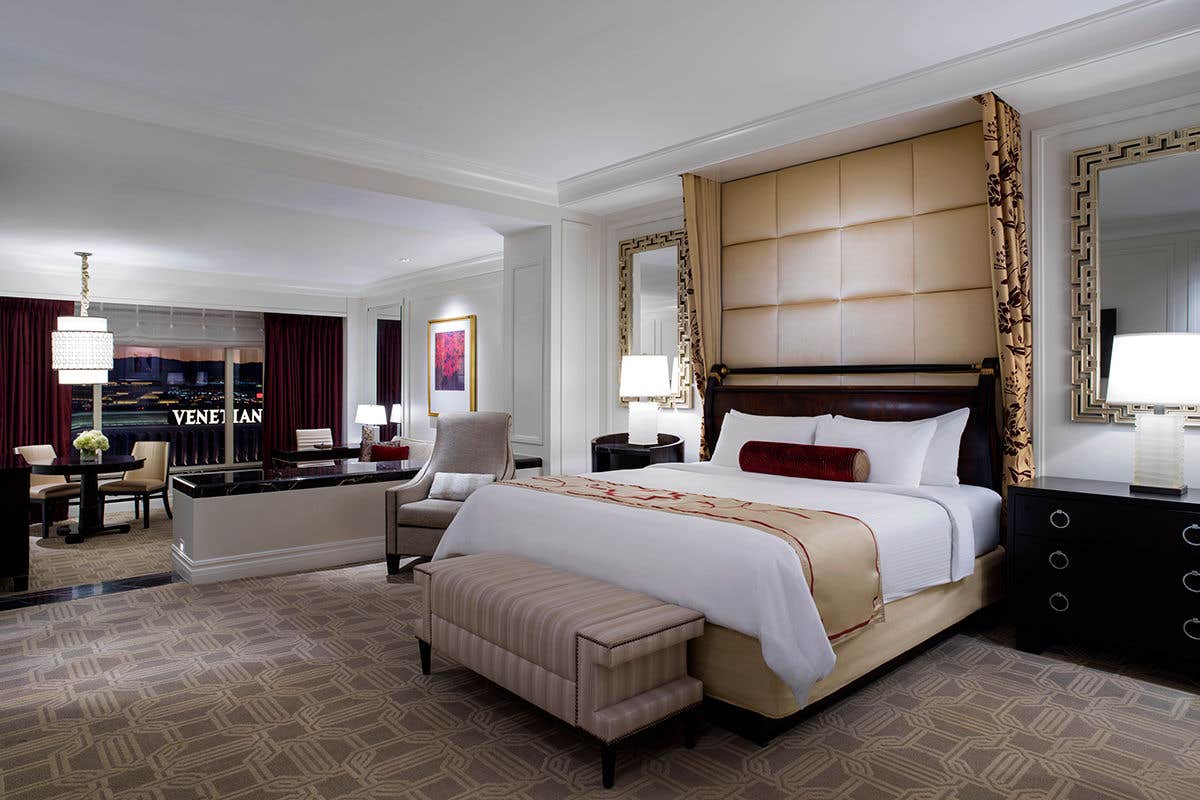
[
  {"x1": 1130, "y1": 482, "x2": 1188, "y2": 496},
  {"x1": 360, "y1": 424, "x2": 377, "y2": 461},
  {"x1": 1132, "y1": 412, "x2": 1186, "y2": 495},
  {"x1": 628, "y1": 401, "x2": 660, "y2": 446}
]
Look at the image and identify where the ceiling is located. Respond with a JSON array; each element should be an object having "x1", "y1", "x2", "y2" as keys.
[
  {"x1": 0, "y1": 94, "x2": 532, "y2": 289},
  {"x1": 0, "y1": 0, "x2": 1143, "y2": 184},
  {"x1": 1, "y1": 1, "x2": 1196, "y2": 291}
]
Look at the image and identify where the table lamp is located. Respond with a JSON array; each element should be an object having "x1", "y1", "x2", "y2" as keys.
[
  {"x1": 355, "y1": 403, "x2": 387, "y2": 459},
  {"x1": 1105, "y1": 333, "x2": 1200, "y2": 495},
  {"x1": 390, "y1": 403, "x2": 403, "y2": 438},
  {"x1": 619, "y1": 355, "x2": 670, "y2": 445}
]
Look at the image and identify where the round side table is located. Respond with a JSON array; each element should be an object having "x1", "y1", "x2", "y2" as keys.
[{"x1": 590, "y1": 433, "x2": 684, "y2": 473}]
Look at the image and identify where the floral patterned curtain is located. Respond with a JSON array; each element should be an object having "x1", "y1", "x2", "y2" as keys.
[
  {"x1": 980, "y1": 92, "x2": 1034, "y2": 496},
  {"x1": 681, "y1": 173, "x2": 722, "y2": 459}
]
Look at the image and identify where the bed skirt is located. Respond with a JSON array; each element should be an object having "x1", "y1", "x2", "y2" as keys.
[{"x1": 689, "y1": 546, "x2": 1006, "y2": 719}]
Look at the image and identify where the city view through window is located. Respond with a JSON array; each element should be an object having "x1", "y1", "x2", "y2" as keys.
[{"x1": 71, "y1": 345, "x2": 263, "y2": 467}]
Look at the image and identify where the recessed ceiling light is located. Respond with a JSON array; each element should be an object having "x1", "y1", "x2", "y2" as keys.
[{"x1": 398, "y1": 257, "x2": 412, "y2": 263}]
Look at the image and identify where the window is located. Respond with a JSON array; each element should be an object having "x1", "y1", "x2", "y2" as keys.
[{"x1": 69, "y1": 304, "x2": 265, "y2": 468}]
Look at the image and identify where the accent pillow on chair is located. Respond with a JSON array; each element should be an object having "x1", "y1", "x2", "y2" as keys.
[
  {"x1": 739, "y1": 441, "x2": 870, "y2": 482},
  {"x1": 428, "y1": 472, "x2": 495, "y2": 501},
  {"x1": 370, "y1": 444, "x2": 410, "y2": 462}
]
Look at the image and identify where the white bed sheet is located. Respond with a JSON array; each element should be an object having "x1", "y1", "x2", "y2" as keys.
[{"x1": 433, "y1": 461, "x2": 995, "y2": 705}]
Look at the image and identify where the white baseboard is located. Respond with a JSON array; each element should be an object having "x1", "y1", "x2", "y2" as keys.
[{"x1": 173, "y1": 535, "x2": 385, "y2": 584}]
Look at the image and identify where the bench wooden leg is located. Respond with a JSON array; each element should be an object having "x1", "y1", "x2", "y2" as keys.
[
  {"x1": 601, "y1": 743, "x2": 616, "y2": 789},
  {"x1": 386, "y1": 554, "x2": 400, "y2": 575},
  {"x1": 418, "y1": 638, "x2": 431, "y2": 675}
]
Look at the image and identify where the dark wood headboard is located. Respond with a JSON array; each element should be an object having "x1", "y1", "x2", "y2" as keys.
[{"x1": 703, "y1": 359, "x2": 1001, "y2": 492}]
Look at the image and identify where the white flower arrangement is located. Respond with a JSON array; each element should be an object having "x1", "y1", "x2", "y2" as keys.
[{"x1": 73, "y1": 429, "x2": 110, "y2": 456}]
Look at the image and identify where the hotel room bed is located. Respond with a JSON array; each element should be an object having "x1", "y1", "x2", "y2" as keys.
[{"x1": 433, "y1": 361, "x2": 1004, "y2": 738}]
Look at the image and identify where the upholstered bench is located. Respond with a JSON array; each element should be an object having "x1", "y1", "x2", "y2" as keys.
[{"x1": 414, "y1": 553, "x2": 704, "y2": 788}]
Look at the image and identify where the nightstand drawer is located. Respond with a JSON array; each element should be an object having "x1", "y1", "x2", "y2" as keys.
[
  {"x1": 1010, "y1": 478, "x2": 1200, "y2": 663},
  {"x1": 1132, "y1": 604, "x2": 1200, "y2": 657},
  {"x1": 1150, "y1": 511, "x2": 1200, "y2": 557},
  {"x1": 1014, "y1": 535, "x2": 1107, "y2": 627},
  {"x1": 1013, "y1": 496, "x2": 1112, "y2": 539}
]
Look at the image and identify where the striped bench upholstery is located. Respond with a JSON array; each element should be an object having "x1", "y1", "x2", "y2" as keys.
[{"x1": 414, "y1": 553, "x2": 704, "y2": 788}]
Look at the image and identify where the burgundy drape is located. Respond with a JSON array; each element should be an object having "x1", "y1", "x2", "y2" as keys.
[
  {"x1": 376, "y1": 319, "x2": 402, "y2": 440},
  {"x1": 262, "y1": 313, "x2": 344, "y2": 462},
  {"x1": 0, "y1": 297, "x2": 73, "y2": 457}
]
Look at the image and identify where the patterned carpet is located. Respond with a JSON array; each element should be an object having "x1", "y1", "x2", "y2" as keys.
[
  {"x1": 1, "y1": 564, "x2": 1197, "y2": 800},
  {"x1": 4, "y1": 506, "x2": 173, "y2": 595}
]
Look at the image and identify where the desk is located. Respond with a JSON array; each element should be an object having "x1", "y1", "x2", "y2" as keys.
[
  {"x1": 272, "y1": 446, "x2": 362, "y2": 466},
  {"x1": 171, "y1": 456, "x2": 543, "y2": 583},
  {"x1": 30, "y1": 455, "x2": 145, "y2": 543}
]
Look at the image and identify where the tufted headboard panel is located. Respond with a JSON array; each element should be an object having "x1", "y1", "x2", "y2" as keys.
[{"x1": 719, "y1": 122, "x2": 996, "y2": 386}]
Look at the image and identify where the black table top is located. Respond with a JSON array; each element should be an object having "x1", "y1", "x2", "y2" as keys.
[
  {"x1": 272, "y1": 446, "x2": 362, "y2": 463},
  {"x1": 1013, "y1": 475, "x2": 1200, "y2": 507},
  {"x1": 173, "y1": 454, "x2": 545, "y2": 498},
  {"x1": 592, "y1": 433, "x2": 683, "y2": 451},
  {"x1": 28, "y1": 455, "x2": 144, "y2": 474}
]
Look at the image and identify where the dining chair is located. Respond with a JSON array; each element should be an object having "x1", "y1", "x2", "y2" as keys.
[
  {"x1": 14, "y1": 444, "x2": 80, "y2": 538},
  {"x1": 296, "y1": 428, "x2": 333, "y2": 450},
  {"x1": 99, "y1": 441, "x2": 172, "y2": 529}
]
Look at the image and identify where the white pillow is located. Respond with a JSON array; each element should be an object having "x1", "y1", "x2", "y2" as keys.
[
  {"x1": 710, "y1": 410, "x2": 830, "y2": 468},
  {"x1": 428, "y1": 472, "x2": 495, "y2": 501},
  {"x1": 921, "y1": 408, "x2": 971, "y2": 486},
  {"x1": 814, "y1": 416, "x2": 937, "y2": 486}
]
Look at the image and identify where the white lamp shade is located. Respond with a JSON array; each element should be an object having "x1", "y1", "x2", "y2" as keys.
[
  {"x1": 52, "y1": 315, "x2": 113, "y2": 384},
  {"x1": 619, "y1": 355, "x2": 671, "y2": 398},
  {"x1": 390, "y1": 403, "x2": 403, "y2": 423},
  {"x1": 1106, "y1": 333, "x2": 1200, "y2": 405},
  {"x1": 354, "y1": 404, "x2": 387, "y2": 425}
]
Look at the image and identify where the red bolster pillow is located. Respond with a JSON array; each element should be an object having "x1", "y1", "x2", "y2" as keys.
[
  {"x1": 739, "y1": 441, "x2": 870, "y2": 482},
  {"x1": 370, "y1": 444, "x2": 410, "y2": 462}
]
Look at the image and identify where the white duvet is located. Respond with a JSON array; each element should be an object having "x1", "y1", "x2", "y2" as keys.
[{"x1": 433, "y1": 462, "x2": 998, "y2": 704}]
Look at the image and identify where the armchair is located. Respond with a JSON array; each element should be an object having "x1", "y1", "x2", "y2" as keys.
[{"x1": 385, "y1": 412, "x2": 513, "y2": 574}]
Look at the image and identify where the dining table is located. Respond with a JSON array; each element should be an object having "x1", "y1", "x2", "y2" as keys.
[{"x1": 29, "y1": 454, "x2": 145, "y2": 544}]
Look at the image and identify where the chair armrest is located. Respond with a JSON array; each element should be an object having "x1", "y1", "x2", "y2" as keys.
[{"x1": 386, "y1": 473, "x2": 434, "y2": 509}]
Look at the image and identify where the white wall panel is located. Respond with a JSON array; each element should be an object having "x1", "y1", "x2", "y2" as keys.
[{"x1": 511, "y1": 261, "x2": 545, "y2": 445}]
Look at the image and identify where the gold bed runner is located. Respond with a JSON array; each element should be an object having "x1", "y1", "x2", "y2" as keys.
[{"x1": 504, "y1": 475, "x2": 884, "y2": 643}]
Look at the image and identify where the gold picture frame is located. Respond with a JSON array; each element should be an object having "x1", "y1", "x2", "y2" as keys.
[
  {"x1": 617, "y1": 229, "x2": 693, "y2": 409},
  {"x1": 1068, "y1": 124, "x2": 1200, "y2": 424},
  {"x1": 427, "y1": 314, "x2": 477, "y2": 417}
]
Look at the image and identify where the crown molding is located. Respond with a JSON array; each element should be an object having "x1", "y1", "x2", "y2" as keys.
[
  {"x1": 0, "y1": 56, "x2": 559, "y2": 207},
  {"x1": 558, "y1": 0, "x2": 1200, "y2": 213},
  {"x1": 360, "y1": 252, "x2": 505, "y2": 302}
]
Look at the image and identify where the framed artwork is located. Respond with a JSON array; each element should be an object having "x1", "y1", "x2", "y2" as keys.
[{"x1": 427, "y1": 314, "x2": 477, "y2": 417}]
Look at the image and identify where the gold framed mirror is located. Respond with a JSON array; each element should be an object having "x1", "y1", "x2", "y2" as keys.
[
  {"x1": 617, "y1": 229, "x2": 693, "y2": 409},
  {"x1": 1069, "y1": 124, "x2": 1200, "y2": 424}
]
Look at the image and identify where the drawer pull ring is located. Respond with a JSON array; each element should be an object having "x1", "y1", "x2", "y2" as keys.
[
  {"x1": 1048, "y1": 592, "x2": 1070, "y2": 612},
  {"x1": 1184, "y1": 525, "x2": 1200, "y2": 547},
  {"x1": 1185, "y1": 618, "x2": 1200, "y2": 641},
  {"x1": 1048, "y1": 550, "x2": 1070, "y2": 570},
  {"x1": 1050, "y1": 509, "x2": 1070, "y2": 529},
  {"x1": 1185, "y1": 571, "x2": 1200, "y2": 593}
]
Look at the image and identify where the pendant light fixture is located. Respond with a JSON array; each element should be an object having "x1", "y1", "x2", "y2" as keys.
[{"x1": 51, "y1": 251, "x2": 114, "y2": 384}]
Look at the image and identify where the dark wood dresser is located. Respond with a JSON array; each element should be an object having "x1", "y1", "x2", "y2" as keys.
[
  {"x1": 590, "y1": 433, "x2": 684, "y2": 473},
  {"x1": 1008, "y1": 476, "x2": 1200, "y2": 661},
  {"x1": 1, "y1": 457, "x2": 32, "y2": 593}
]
